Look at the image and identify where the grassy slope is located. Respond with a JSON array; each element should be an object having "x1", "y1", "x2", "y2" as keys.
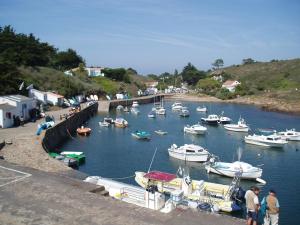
[
  {"x1": 19, "y1": 66, "x2": 152, "y2": 98},
  {"x1": 222, "y1": 59, "x2": 300, "y2": 100}
]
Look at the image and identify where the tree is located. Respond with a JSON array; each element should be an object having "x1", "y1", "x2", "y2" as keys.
[
  {"x1": 212, "y1": 58, "x2": 224, "y2": 70},
  {"x1": 197, "y1": 78, "x2": 221, "y2": 95},
  {"x1": 181, "y1": 62, "x2": 206, "y2": 85},
  {"x1": 242, "y1": 58, "x2": 255, "y2": 65},
  {"x1": 54, "y1": 48, "x2": 84, "y2": 71}
]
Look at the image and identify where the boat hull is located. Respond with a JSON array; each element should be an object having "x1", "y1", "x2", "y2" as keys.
[
  {"x1": 184, "y1": 127, "x2": 206, "y2": 134},
  {"x1": 168, "y1": 150, "x2": 209, "y2": 162},
  {"x1": 206, "y1": 165, "x2": 262, "y2": 179},
  {"x1": 224, "y1": 125, "x2": 249, "y2": 132},
  {"x1": 201, "y1": 119, "x2": 219, "y2": 125},
  {"x1": 245, "y1": 137, "x2": 286, "y2": 148}
]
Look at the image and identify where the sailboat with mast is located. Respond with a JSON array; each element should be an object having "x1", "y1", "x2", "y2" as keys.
[{"x1": 155, "y1": 96, "x2": 166, "y2": 115}]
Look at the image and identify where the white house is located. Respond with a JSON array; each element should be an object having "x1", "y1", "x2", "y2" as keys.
[
  {"x1": 222, "y1": 80, "x2": 241, "y2": 92},
  {"x1": 46, "y1": 92, "x2": 64, "y2": 106},
  {"x1": 86, "y1": 67, "x2": 105, "y2": 77},
  {"x1": 29, "y1": 89, "x2": 47, "y2": 104},
  {"x1": 0, "y1": 95, "x2": 36, "y2": 128}
]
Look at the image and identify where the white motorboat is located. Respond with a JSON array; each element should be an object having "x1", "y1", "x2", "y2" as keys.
[
  {"x1": 168, "y1": 144, "x2": 210, "y2": 162},
  {"x1": 196, "y1": 106, "x2": 207, "y2": 112},
  {"x1": 278, "y1": 129, "x2": 300, "y2": 141},
  {"x1": 172, "y1": 102, "x2": 183, "y2": 111},
  {"x1": 131, "y1": 107, "x2": 140, "y2": 115},
  {"x1": 124, "y1": 106, "x2": 129, "y2": 112},
  {"x1": 244, "y1": 134, "x2": 288, "y2": 148},
  {"x1": 99, "y1": 121, "x2": 110, "y2": 127},
  {"x1": 148, "y1": 111, "x2": 156, "y2": 118},
  {"x1": 224, "y1": 117, "x2": 249, "y2": 132},
  {"x1": 156, "y1": 106, "x2": 166, "y2": 115},
  {"x1": 218, "y1": 112, "x2": 231, "y2": 124},
  {"x1": 184, "y1": 124, "x2": 207, "y2": 134},
  {"x1": 201, "y1": 114, "x2": 219, "y2": 125},
  {"x1": 179, "y1": 107, "x2": 190, "y2": 117},
  {"x1": 104, "y1": 117, "x2": 114, "y2": 124},
  {"x1": 132, "y1": 101, "x2": 139, "y2": 108},
  {"x1": 205, "y1": 161, "x2": 263, "y2": 180},
  {"x1": 155, "y1": 130, "x2": 168, "y2": 135}
]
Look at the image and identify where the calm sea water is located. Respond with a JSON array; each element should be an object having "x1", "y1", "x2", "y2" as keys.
[{"x1": 61, "y1": 101, "x2": 300, "y2": 225}]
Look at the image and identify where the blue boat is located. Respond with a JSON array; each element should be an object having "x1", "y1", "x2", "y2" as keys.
[{"x1": 131, "y1": 130, "x2": 151, "y2": 140}]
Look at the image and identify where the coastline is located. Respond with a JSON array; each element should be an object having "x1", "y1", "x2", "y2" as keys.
[{"x1": 165, "y1": 93, "x2": 300, "y2": 115}]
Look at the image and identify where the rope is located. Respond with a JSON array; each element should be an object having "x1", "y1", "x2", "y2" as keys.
[
  {"x1": 0, "y1": 176, "x2": 24, "y2": 180},
  {"x1": 148, "y1": 147, "x2": 158, "y2": 173},
  {"x1": 66, "y1": 128, "x2": 78, "y2": 141}
]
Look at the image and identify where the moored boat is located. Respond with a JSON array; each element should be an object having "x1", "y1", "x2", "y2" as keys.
[
  {"x1": 172, "y1": 102, "x2": 183, "y2": 111},
  {"x1": 131, "y1": 130, "x2": 151, "y2": 140},
  {"x1": 60, "y1": 151, "x2": 86, "y2": 165},
  {"x1": 179, "y1": 107, "x2": 190, "y2": 117},
  {"x1": 196, "y1": 106, "x2": 207, "y2": 112},
  {"x1": 224, "y1": 117, "x2": 249, "y2": 132},
  {"x1": 168, "y1": 144, "x2": 210, "y2": 162},
  {"x1": 116, "y1": 105, "x2": 124, "y2": 111},
  {"x1": 99, "y1": 121, "x2": 110, "y2": 127},
  {"x1": 201, "y1": 114, "x2": 219, "y2": 125},
  {"x1": 244, "y1": 134, "x2": 288, "y2": 148},
  {"x1": 155, "y1": 130, "x2": 168, "y2": 135},
  {"x1": 135, "y1": 170, "x2": 243, "y2": 212},
  {"x1": 278, "y1": 129, "x2": 300, "y2": 141},
  {"x1": 184, "y1": 124, "x2": 207, "y2": 134},
  {"x1": 156, "y1": 107, "x2": 166, "y2": 115},
  {"x1": 114, "y1": 118, "x2": 128, "y2": 128},
  {"x1": 205, "y1": 161, "x2": 263, "y2": 180},
  {"x1": 131, "y1": 107, "x2": 140, "y2": 115},
  {"x1": 148, "y1": 111, "x2": 156, "y2": 118},
  {"x1": 76, "y1": 126, "x2": 91, "y2": 136},
  {"x1": 132, "y1": 101, "x2": 139, "y2": 108}
]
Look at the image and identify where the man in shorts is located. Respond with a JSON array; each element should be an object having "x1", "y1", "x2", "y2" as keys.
[{"x1": 245, "y1": 186, "x2": 260, "y2": 225}]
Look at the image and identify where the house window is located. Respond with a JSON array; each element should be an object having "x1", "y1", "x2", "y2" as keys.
[{"x1": 6, "y1": 112, "x2": 11, "y2": 119}]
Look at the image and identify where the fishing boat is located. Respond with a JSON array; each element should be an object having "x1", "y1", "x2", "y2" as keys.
[
  {"x1": 201, "y1": 114, "x2": 219, "y2": 125},
  {"x1": 132, "y1": 101, "x2": 139, "y2": 108},
  {"x1": 155, "y1": 130, "x2": 168, "y2": 135},
  {"x1": 278, "y1": 129, "x2": 300, "y2": 141},
  {"x1": 114, "y1": 118, "x2": 128, "y2": 128},
  {"x1": 196, "y1": 106, "x2": 207, "y2": 112},
  {"x1": 131, "y1": 107, "x2": 140, "y2": 115},
  {"x1": 184, "y1": 124, "x2": 207, "y2": 134},
  {"x1": 132, "y1": 130, "x2": 151, "y2": 140},
  {"x1": 168, "y1": 144, "x2": 210, "y2": 162},
  {"x1": 172, "y1": 102, "x2": 183, "y2": 111},
  {"x1": 148, "y1": 111, "x2": 156, "y2": 118},
  {"x1": 135, "y1": 170, "x2": 243, "y2": 212},
  {"x1": 179, "y1": 107, "x2": 190, "y2": 117},
  {"x1": 76, "y1": 126, "x2": 91, "y2": 136},
  {"x1": 205, "y1": 161, "x2": 263, "y2": 181},
  {"x1": 244, "y1": 134, "x2": 288, "y2": 148},
  {"x1": 224, "y1": 117, "x2": 249, "y2": 132}
]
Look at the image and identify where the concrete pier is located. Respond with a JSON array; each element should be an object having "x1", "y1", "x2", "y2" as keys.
[{"x1": 98, "y1": 94, "x2": 167, "y2": 113}]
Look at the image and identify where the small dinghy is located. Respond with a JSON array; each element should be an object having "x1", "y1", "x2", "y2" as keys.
[
  {"x1": 155, "y1": 130, "x2": 168, "y2": 135},
  {"x1": 148, "y1": 111, "x2": 156, "y2": 118},
  {"x1": 179, "y1": 107, "x2": 190, "y2": 117},
  {"x1": 99, "y1": 121, "x2": 110, "y2": 127},
  {"x1": 77, "y1": 126, "x2": 91, "y2": 136},
  {"x1": 196, "y1": 106, "x2": 207, "y2": 112},
  {"x1": 114, "y1": 118, "x2": 128, "y2": 128}
]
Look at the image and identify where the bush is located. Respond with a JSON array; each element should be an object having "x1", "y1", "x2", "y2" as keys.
[
  {"x1": 215, "y1": 88, "x2": 235, "y2": 100},
  {"x1": 197, "y1": 78, "x2": 221, "y2": 95}
]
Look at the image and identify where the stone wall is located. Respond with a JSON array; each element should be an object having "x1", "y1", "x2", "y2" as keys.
[{"x1": 42, "y1": 103, "x2": 98, "y2": 153}]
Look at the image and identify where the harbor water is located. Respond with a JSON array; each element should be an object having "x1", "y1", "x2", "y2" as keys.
[{"x1": 61, "y1": 101, "x2": 300, "y2": 225}]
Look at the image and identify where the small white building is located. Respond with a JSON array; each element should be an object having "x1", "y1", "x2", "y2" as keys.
[
  {"x1": 0, "y1": 95, "x2": 36, "y2": 128},
  {"x1": 222, "y1": 80, "x2": 241, "y2": 92},
  {"x1": 46, "y1": 92, "x2": 64, "y2": 106},
  {"x1": 29, "y1": 89, "x2": 47, "y2": 104},
  {"x1": 86, "y1": 67, "x2": 105, "y2": 77}
]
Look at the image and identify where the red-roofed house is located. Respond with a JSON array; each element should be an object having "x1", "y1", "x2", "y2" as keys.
[{"x1": 222, "y1": 80, "x2": 241, "y2": 92}]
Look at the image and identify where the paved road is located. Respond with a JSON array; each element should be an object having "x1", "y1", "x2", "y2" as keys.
[{"x1": 0, "y1": 161, "x2": 244, "y2": 225}]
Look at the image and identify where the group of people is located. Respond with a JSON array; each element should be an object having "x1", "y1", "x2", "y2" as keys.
[{"x1": 245, "y1": 186, "x2": 280, "y2": 225}]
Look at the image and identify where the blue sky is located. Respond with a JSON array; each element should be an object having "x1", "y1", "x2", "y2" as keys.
[{"x1": 1, "y1": 0, "x2": 299, "y2": 74}]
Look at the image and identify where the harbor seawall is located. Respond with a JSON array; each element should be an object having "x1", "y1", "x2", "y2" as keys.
[
  {"x1": 42, "y1": 103, "x2": 98, "y2": 153},
  {"x1": 98, "y1": 94, "x2": 168, "y2": 112}
]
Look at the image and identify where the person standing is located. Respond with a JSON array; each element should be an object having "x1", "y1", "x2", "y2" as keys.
[
  {"x1": 263, "y1": 189, "x2": 280, "y2": 225},
  {"x1": 245, "y1": 186, "x2": 260, "y2": 225}
]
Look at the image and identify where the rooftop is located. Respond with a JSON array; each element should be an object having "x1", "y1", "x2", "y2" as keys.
[
  {"x1": 1, "y1": 94, "x2": 32, "y2": 102},
  {"x1": 0, "y1": 103, "x2": 16, "y2": 110}
]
